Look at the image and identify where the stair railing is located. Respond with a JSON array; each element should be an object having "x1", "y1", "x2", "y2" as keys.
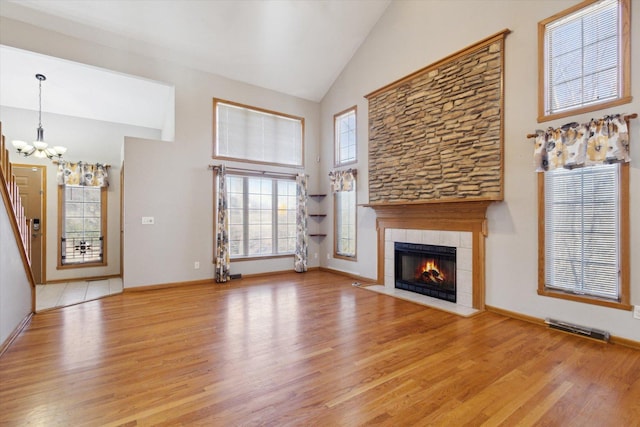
[{"x1": 0, "y1": 122, "x2": 35, "y2": 287}]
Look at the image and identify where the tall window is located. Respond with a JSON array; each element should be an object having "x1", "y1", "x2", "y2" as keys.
[
  {"x1": 538, "y1": 0, "x2": 631, "y2": 122},
  {"x1": 214, "y1": 99, "x2": 304, "y2": 167},
  {"x1": 334, "y1": 183, "x2": 356, "y2": 259},
  {"x1": 227, "y1": 174, "x2": 297, "y2": 258},
  {"x1": 539, "y1": 163, "x2": 630, "y2": 309},
  {"x1": 334, "y1": 106, "x2": 357, "y2": 166},
  {"x1": 59, "y1": 185, "x2": 106, "y2": 266}
]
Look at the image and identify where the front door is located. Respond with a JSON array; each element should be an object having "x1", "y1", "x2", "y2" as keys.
[{"x1": 14, "y1": 165, "x2": 45, "y2": 284}]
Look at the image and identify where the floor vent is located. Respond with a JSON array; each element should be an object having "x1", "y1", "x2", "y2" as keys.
[{"x1": 545, "y1": 318, "x2": 610, "y2": 342}]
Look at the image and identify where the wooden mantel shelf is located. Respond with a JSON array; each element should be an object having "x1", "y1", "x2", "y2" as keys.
[{"x1": 366, "y1": 200, "x2": 494, "y2": 237}]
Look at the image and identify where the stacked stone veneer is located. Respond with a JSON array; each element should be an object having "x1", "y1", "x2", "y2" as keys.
[{"x1": 367, "y1": 36, "x2": 505, "y2": 204}]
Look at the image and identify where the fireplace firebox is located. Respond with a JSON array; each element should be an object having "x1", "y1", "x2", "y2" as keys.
[{"x1": 394, "y1": 242, "x2": 456, "y2": 302}]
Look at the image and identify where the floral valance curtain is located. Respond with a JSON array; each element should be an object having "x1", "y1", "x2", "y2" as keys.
[
  {"x1": 57, "y1": 161, "x2": 109, "y2": 187},
  {"x1": 294, "y1": 173, "x2": 308, "y2": 273},
  {"x1": 329, "y1": 168, "x2": 357, "y2": 192},
  {"x1": 214, "y1": 165, "x2": 230, "y2": 283},
  {"x1": 533, "y1": 114, "x2": 630, "y2": 172}
]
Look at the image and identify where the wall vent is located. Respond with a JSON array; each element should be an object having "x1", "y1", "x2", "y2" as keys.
[{"x1": 545, "y1": 318, "x2": 610, "y2": 342}]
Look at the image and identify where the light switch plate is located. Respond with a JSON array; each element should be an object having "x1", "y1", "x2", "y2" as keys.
[
  {"x1": 141, "y1": 216, "x2": 154, "y2": 225},
  {"x1": 633, "y1": 305, "x2": 640, "y2": 320}
]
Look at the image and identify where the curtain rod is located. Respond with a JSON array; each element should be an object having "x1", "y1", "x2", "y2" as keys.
[
  {"x1": 208, "y1": 164, "x2": 300, "y2": 179},
  {"x1": 526, "y1": 113, "x2": 637, "y2": 139},
  {"x1": 53, "y1": 160, "x2": 111, "y2": 167}
]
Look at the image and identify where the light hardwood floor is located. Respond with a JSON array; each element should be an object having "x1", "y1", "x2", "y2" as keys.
[{"x1": 1, "y1": 271, "x2": 639, "y2": 426}]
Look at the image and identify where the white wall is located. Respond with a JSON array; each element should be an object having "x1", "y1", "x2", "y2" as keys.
[
  {"x1": 0, "y1": 15, "x2": 322, "y2": 289},
  {"x1": 122, "y1": 66, "x2": 321, "y2": 287},
  {"x1": 320, "y1": 0, "x2": 640, "y2": 341},
  {"x1": 2, "y1": 2, "x2": 638, "y2": 342},
  {"x1": 0, "y1": 191, "x2": 32, "y2": 345},
  {"x1": 1, "y1": 106, "x2": 160, "y2": 282}
]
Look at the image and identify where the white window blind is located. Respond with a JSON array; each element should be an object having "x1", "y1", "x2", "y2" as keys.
[
  {"x1": 544, "y1": 164, "x2": 620, "y2": 299},
  {"x1": 215, "y1": 101, "x2": 303, "y2": 167},
  {"x1": 544, "y1": 0, "x2": 620, "y2": 115}
]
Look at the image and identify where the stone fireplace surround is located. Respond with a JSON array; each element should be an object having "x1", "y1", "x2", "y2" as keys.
[{"x1": 365, "y1": 201, "x2": 490, "y2": 316}]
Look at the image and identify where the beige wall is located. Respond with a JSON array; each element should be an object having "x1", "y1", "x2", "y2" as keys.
[
  {"x1": 0, "y1": 189, "x2": 32, "y2": 345},
  {"x1": 320, "y1": 0, "x2": 640, "y2": 341},
  {"x1": 2, "y1": 1, "x2": 639, "y2": 343},
  {"x1": 1, "y1": 106, "x2": 160, "y2": 283},
  {"x1": 0, "y1": 14, "x2": 322, "y2": 289}
]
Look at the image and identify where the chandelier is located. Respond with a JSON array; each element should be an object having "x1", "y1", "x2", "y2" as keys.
[{"x1": 11, "y1": 74, "x2": 67, "y2": 160}]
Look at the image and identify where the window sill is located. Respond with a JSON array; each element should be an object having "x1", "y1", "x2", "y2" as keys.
[
  {"x1": 537, "y1": 96, "x2": 633, "y2": 123},
  {"x1": 537, "y1": 288, "x2": 632, "y2": 311},
  {"x1": 230, "y1": 254, "x2": 294, "y2": 262},
  {"x1": 334, "y1": 254, "x2": 357, "y2": 262},
  {"x1": 57, "y1": 261, "x2": 107, "y2": 270}
]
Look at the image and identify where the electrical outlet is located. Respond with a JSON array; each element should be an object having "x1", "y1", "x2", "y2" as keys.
[
  {"x1": 326, "y1": 253, "x2": 331, "y2": 260},
  {"x1": 633, "y1": 305, "x2": 640, "y2": 320},
  {"x1": 141, "y1": 216, "x2": 154, "y2": 225},
  {"x1": 314, "y1": 253, "x2": 318, "y2": 259},
  {"x1": 194, "y1": 261, "x2": 200, "y2": 269}
]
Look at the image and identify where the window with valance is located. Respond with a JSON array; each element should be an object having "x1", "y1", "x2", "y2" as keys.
[{"x1": 57, "y1": 161, "x2": 109, "y2": 268}]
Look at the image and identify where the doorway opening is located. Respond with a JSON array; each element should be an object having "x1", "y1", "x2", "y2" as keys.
[{"x1": 13, "y1": 164, "x2": 46, "y2": 284}]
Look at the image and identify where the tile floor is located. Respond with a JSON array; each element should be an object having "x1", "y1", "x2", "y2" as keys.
[
  {"x1": 362, "y1": 284, "x2": 479, "y2": 317},
  {"x1": 36, "y1": 278, "x2": 123, "y2": 311}
]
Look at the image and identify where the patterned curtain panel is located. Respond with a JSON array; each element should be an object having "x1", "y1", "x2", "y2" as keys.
[
  {"x1": 214, "y1": 165, "x2": 230, "y2": 283},
  {"x1": 534, "y1": 114, "x2": 630, "y2": 172},
  {"x1": 328, "y1": 168, "x2": 357, "y2": 192},
  {"x1": 57, "y1": 161, "x2": 109, "y2": 187},
  {"x1": 294, "y1": 173, "x2": 308, "y2": 273}
]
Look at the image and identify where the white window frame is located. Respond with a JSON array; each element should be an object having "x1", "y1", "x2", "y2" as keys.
[
  {"x1": 538, "y1": 0, "x2": 631, "y2": 122},
  {"x1": 334, "y1": 106, "x2": 357, "y2": 167},
  {"x1": 226, "y1": 174, "x2": 297, "y2": 259}
]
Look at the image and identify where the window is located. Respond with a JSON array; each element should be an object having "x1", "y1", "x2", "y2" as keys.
[
  {"x1": 58, "y1": 185, "x2": 106, "y2": 267},
  {"x1": 334, "y1": 106, "x2": 357, "y2": 166},
  {"x1": 334, "y1": 181, "x2": 356, "y2": 259},
  {"x1": 227, "y1": 174, "x2": 297, "y2": 258},
  {"x1": 214, "y1": 99, "x2": 304, "y2": 167},
  {"x1": 538, "y1": 0, "x2": 631, "y2": 122},
  {"x1": 539, "y1": 163, "x2": 630, "y2": 309}
]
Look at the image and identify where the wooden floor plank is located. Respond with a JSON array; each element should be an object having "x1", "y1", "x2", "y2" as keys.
[{"x1": 1, "y1": 271, "x2": 639, "y2": 426}]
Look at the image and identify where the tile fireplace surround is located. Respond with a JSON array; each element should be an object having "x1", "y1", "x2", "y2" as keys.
[{"x1": 365, "y1": 201, "x2": 491, "y2": 316}]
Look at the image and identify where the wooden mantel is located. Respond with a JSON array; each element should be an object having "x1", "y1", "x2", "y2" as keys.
[{"x1": 366, "y1": 200, "x2": 493, "y2": 310}]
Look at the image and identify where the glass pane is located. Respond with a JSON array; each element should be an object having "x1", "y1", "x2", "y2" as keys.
[
  {"x1": 227, "y1": 176, "x2": 244, "y2": 193},
  {"x1": 65, "y1": 218, "x2": 83, "y2": 235},
  {"x1": 84, "y1": 218, "x2": 100, "y2": 233},
  {"x1": 229, "y1": 224, "x2": 243, "y2": 241},
  {"x1": 65, "y1": 202, "x2": 83, "y2": 218},
  {"x1": 335, "y1": 189, "x2": 356, "y2": 257},
  {"x1": 84, "y1": 188, "x2": 101, "y2": 202},
  {"x1": 84, "y1": 203, "x2": 101, "y2": 218},
  {"x1": 67, "y1": 186, "x2": 85, "y2": 202}
]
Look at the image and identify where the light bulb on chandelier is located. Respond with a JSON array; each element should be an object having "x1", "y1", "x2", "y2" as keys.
[{"x1": 11, "y1": 74, "x2": 67, "y2": 160}]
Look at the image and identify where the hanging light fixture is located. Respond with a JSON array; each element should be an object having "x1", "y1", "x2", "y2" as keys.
[{"x1": 12, "y1": 74, "x2": 67, "y2": 160}]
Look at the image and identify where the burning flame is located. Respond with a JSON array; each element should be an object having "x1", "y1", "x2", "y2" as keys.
[{"x1": 415, "y1": 259, "x2": 445, "y2": 284}]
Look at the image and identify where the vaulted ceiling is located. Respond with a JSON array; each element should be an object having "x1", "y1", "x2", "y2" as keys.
[{"x1": 0, "y1": 0, "x2": 391, "y2": 113}]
